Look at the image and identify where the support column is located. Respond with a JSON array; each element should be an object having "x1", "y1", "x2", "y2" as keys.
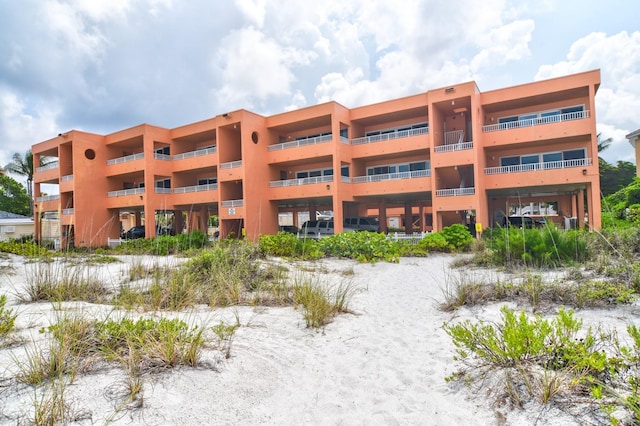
[
  {"x1": 174, "y1": 210, "x2": 184, "y2": 235},
  {"x1": 577, "y1": 189, "x2": 585, "y2": 229},
  {"x1": 378, "y1": 199, "x2": 387, "y2": 234},
  {"x1": 418, "y1": 204, "x2": 425, "y2": 232},
  {"x1": 199, "y1": 206, "x2": 208, "y2": 233},
  {"x1": 135, "y1": 212, "x2": 142, "y2": 227},
  {"x1": 404, "y1": 202, "x2": 413, "y2": 234},
  {"x1": 309, "y1": 202, "x2": 317, "y2": 221}
]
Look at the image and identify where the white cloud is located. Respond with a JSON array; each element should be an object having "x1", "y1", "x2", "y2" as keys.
[
  {"x1": 214, "y1": 27, "x2": 317, "y2": 109},
  {"x1": 470, "y1": 19, "x2": 534, "y2": 71},
  {"x1": 234, "y1": 0, "x2": 267, "y2": 28},
  {"x1": 0, "y1": 88, "x2": 60, "y2": 168},
  {"x1": 536, "y1": 31, "x2": 640, "y2": 163}
]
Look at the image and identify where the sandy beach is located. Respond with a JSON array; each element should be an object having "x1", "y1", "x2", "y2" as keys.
[{"x1": 1, "y1": 253, "x2": 637, "y2": 425}]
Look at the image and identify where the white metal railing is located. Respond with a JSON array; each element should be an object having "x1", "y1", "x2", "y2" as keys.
[
  {"x1": 351, "y1": 127, "x2": 429, "y2": 145},
  {"x1": 107, "y1": 238, "x2": 123, "y2": 248},
  {"x1": 36, "y1": 194, "x2": 60, "y2": 202},
  {"x1": 340, "y1": 136, "x2": 350, "y2": 144},
  {"x1": 268, "y1": 134, "x2": 333, "y2": 151},
  {"x1": 482, "y1": 110, "x2": 590, "y2": 132},
  {"x1": 436, "y1": 187, "x2": 475, "y2": 197},
  {"x1": 269, "y1": 175, "x2": 333, "y2": 188},
  {"x1": 221, "y1": 199, "x2": 244, "y2": 207},
  {"x1": 154, "y1": 153, "x2": 171, "y2": 160},
  {"x1": 485, "y1": 158, "x2": 592, "y2": 175},
  {"x1": 172, "y1": 146, "x2": 217, "y2": 160},
  {"x1": 434, "y1": 141, "x2": 473, "y2": 153},
  {"x1": 61, "y1": 174, "x2": 73, "y2": 182},
  {"x1": 62, "y1": 208, "x2": 74, "y2": 215},
  {"x1": 36, "y1": 162, "x2": 59, "y2": 172},
  {"x1": 352, "y1": 169, "x2": 430, "y2": 183},
  {"x1": 220, "y1": 160, "x2": 242, "y2": 169},
  {"x1": 107, "y1": 152, "x2": 144, "y2": 165},
  {"x1": 173, "y1": 183, "x2": 218, "y2": 193},
  {"x1": 341, "y1": 176, "x2": 351, "y2": 183},
  {"x1": 387, "y1": 232, "x2": 430, "y2": 245},
  {"x1": 107, "y1": 187, "x2": 145, "y2": 197},
  {"x1": 444, "y1": 130, "x2": 464, "y2": 145},
  {"x1": 155, "y1": 187, "x2": 171, "y2": 194}
]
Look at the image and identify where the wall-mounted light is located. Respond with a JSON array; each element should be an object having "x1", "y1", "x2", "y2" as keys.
[
  {"x1": 326, "y1": 184, "x2": 331, "y2": 190},
  {"x1": 582, "y1": 169, "x2": 587, "y2": 175},
  {"x1": 445, "y1": 87, "x2": 455, "y2": 93},
  {"x1": 222, "y1": 113, "x2": 230, "y2": 118}
]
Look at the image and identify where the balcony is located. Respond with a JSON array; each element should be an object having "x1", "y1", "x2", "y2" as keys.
[
  {"x1": 221, "y1": 199, "x2": 244, "y2": 208},
  {"x1": 436, "y1": 187, "x2": 475, "y2": 197},
  {"x1": 107, "y1": 187, "x2": 145, "y2": 197},
  {"x1": 154, "y1": 187, "x2": 172, "y2": 194},
  {"x1": 107, "y1": 153, "x2": 144, "y2": 165},
  {"x1": 173, "y1": 183, "x2": 218, "y2": 193},
  {"x1": 36, "y1": 195, "x2": 60, "y2": 202},
  {"x1": 268, "y1": 134, "x2": 333, "y2": 151},
  {"x1": 62, "y1": 208, "x2": 74, "y2": 215},
  {"x1": 154, "y1": 153, "x2": 171, "y2": 161},
  {"x1": 172, "y1": 146, "x2": 217, "y2": 160},
  {"x1": 351, "y1": 127, "x2": 428, "y2": 145},
  {"x1": 36, "y1": 162, "x2": 59, "y2": 173},
  {"x1": 61, "y1": 175, "x2": 73, "y2": 182},
  {"x1": 482, "y1": 110, "x2": 590, "y2": 133},
  {"x1": 220, "y1": 160, "x2": 242, "y2": 169},
  {"x1": 269, "y1": 175, "x2": 333, "y2": 188},
  {"x1": 351, "y1": 169, "x2": 430, "y2": 183},
  {"x1": 434, "y1": 130, "x2": 473, "y2": 153},
  {"x1": 485, "y1": 158, "x2": 592, "y2": 175}
]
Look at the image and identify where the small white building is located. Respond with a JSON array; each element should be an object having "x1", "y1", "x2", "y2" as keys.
[{"x1": 0, "y1": 211, "x2": 34, "y2": 241}]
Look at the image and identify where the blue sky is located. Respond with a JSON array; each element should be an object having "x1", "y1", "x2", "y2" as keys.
[{"x1": 1, "y1": 0, "x2": 639, "y2": 175}]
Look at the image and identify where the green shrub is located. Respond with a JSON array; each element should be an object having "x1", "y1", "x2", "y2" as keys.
[
  {"x1": 418, "y1": 232, "x2": 450, "y2": 252},
  {"x1": 318, "y1": 231, "x2": 399, "y2": 262},
  {"x1": 0, "y1": 294, "x2": 17, "y2": 339},
  {"x1": 440, "y1": 224, "x2": 474, "y2": 251}
]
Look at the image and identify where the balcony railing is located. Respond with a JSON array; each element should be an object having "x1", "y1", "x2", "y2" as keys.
[
  {"x1": 351, "y1": 127, "x2": 428, "y2": 145},
  {"x1": 221, "y1": 199, "x2": 244, "y2": 207},
  {"x1": 62, "y1": 208, "x2": 74, "y2": 215},
  {"x1": 61, "y1": 174, "x2": 73, "y2": 182},
  {"x1": 172, "y1": 146, "x2": 217, "y2": 160},
  {"x1": 434, "y1": 141, "x2": 473, "y2": 153},
  {"x1": 154, "y1": 153, "x2": 171, "y2": 161},
  {"x1": 107, "y1": 153, "x2": 144, "y2": 165},
  {"x1": 220, "y1": 160, "x2": 242, "y2": 169},
  {"x1": 485, "y1": 158, "x2": 592, "y2": 175},
  {"x1": 173, "y1": 183, "x2": 218, "y2": 193},
  {"x1": 107, "y1": 187, "x2": 145, "y2": 197},
  {"x1": 351, "y1": 169, "x2": 430, "y2": 183},
  {"x1": 268, "y1": 134, "x2": 333, "y2": 151},
  {"x1": 36, "y1": 194, "x2": 60, "y2": 202},
  {"x1": 482, "y1": 110, "x2": 590, "y2": 133},
  {"x1": 269, "y1": 175, "x2": 333, "y2": 188},
  {"x1": 436, "y1": 187, "x2": 475, "y2": 197},
  {"x1": 155, "y1": 187, "x2": 171, "y2": 194},
  {"x1": 36, "y1": 162, "x2": 59, "y2": 172}
]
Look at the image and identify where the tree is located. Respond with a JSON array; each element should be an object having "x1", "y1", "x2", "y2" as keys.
[
  {"x1": 3, "y1": 150, "x2": 52, "y2": 216},
  {"x1": 597, "y1": 132, "x2": 612, "y2": 153},
  {"x1": 0, "y1": 175, "x2": 30, "y2": 216},
  {"x1": 600, "y1": 159, "x2": 636, "y2": 197}
]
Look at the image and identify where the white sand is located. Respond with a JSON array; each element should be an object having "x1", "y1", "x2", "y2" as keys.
[{"x1": 1, "y1": 253, "x2": 637, "y2": 425}]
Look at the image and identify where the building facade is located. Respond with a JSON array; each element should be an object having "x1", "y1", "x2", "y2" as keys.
[{"x1": 32, "y1": 70, "x2": 601, "y2": 248}]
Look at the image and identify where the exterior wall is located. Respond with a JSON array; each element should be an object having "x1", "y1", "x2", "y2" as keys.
[
  {"x1": 0, "y1": 220, "x2": 34, "y2": 241},
  {"x1": 32, "y1": 70, "x2": 602, "y2": 247}
]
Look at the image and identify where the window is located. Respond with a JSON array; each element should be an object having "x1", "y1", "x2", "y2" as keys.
[
  {"x1": 155, "y1": 179, "x2": 171, "y2": 188},
  {"x1": 540, "y1": 110, "x2": 561, "y2": 123},
  {"x1": 500, "y1": 156, "x2": 520, "y2": 167},
  {"x1": 197, "y1": 178, "x2": 217, "y2": 185},
  {"x1": 519, "y1": 114, "x2": 537, "y2": 127},
  {"x1": 155, "y1": 146, "x2": 170, "y2": 155},
  {"x1": 563, "y1": 149, "x2": 586, "y2": 161},
  {"x1": 341, "y1": 166, "x2": 349, "y2": 177}
]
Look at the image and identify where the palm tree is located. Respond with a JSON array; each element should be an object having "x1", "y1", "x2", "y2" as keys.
[
  {"x1": 597, "y1": 132, "x2": 613, "y2": 153},
  {"x1": 4, "y1": 150, "x2": 49, "y2": 216}
]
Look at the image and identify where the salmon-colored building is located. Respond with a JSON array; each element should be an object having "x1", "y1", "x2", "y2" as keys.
[{"x1": 32, "y1": 69, "x2": 601, "y2": 248}]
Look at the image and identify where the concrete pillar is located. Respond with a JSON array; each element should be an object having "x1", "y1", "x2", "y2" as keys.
[
  {"x1": 577, "y1": 189, "x2": 585, "y2": 229},
  {"x1": 379, "y1": 199, "x2": 387, "y2": 233},
  {"x1": 309, "y1": 202, "x2": 317, "y2": 221},
  {"x1": 404, "y1": 202, "x2": 413, "y2": 234},
  {"x1": 135, "y1": 211, "x2": 142, "y2": 227},
  {"x1": 199, "y1": 206, "x2": 208, "y2": 232},
  {"x1": 418, "y1": 204, "x2": 425, "y2": 232},
  {"x1": 174, "y1": 210, "x2": 184, "y2": 234}
]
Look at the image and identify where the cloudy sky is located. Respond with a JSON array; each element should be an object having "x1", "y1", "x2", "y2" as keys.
[{"x1": 1, "y1": 0, "x2": 639, "y2": 174}]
